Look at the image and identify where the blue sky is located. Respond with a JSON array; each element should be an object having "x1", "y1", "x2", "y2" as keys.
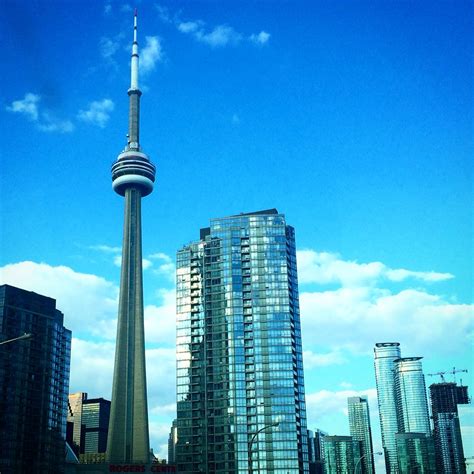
[{"x1": 1, "y1": 0, "x2": 472, "y2": 469}]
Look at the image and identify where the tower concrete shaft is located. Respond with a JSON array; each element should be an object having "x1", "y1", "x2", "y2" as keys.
[{"x1": 106, "y1": 10, "x2": 155, "y2": 463}]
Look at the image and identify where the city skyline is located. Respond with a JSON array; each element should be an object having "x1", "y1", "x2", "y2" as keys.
[{"x1": 0, "y1": 1, "x2": 472, "y2": 471}]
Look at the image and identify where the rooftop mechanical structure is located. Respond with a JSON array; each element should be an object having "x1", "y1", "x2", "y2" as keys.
[{"x1": 106, "y1": 11, "x2": 155, "y2": 464}]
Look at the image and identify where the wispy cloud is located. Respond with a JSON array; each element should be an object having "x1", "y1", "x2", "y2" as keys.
[
  {"x1": 149, "y1": 252, "x2": 175, "y2": 281},
  {"x1": 104, "y1": 2, "x2": 112, "y2": 15},
  {"x1": 249, "y1": 31, "x2": 271, "y2": 45},
  {"x1": 140, "y1": 36, "x2": 163, "y2": 74},
  {"x1": 77, "y1": 98, "x2": 114, "y2": 128},
  {"x1": 297, "y1": 249, "x2": 454, "y2": 287},
  {"x1": 6, "y1": 93, "x2": 74, "y2": 133},
  {"x1": 99, "y1": 36, "x2": 121, "y2": 64},
  {"x1": 89, "y1": 244, "x2": 121, "y2": 254},
  {"x1": 6, "y1": 93, "x2": 40, "y2": 121},
  {"x1": 303, "y1": 350, "x2": 347, "y2": 369},
  {"x1": 157, "y1": 5, "x2": 270, "y2": 48}
]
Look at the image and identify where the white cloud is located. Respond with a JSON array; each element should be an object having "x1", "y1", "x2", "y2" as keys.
[
  {"x1": 6, "y1": 93, "x2": 74, "y2": 133},
  {"x1": 37, "y1": 113, "x2": 74, "y2": 133},
  {"x1": 89, "y1": 244, "x2": 121, "y2": 254},
  {"x1": 178, "y1": 21, "x2": 202, "y2": 34},
  {"x1": 100, "y1": 36, "x2": 120, "y2": 61},
  {"x1": 297, "y1": 249, "x2": 454, "y2": 287},
  {"x1": 249, "y1": 31, "x2": 271, "y2": 45},
  {"x1": 149, "y1": 252, "x2": 175, "y2": 281},
  {"x1": 121, "y1": 4, "x2": 132, "y2": 13},
  {"x1": 140, "y1": 36, "x2": 163, "y2": 74},
  {"x1": 113, "y1": 255, "x2": 122, "y2": 267},
  {"x1": 155, "y1": 4, "x2": 172, "y2": 24},
  {"x1": 232, "y1": 113, "x2": 240, "y2": 125},
  {"x1": 195, "y1": 24, "x2": 242, "y2": 47},
  {"x1": 77, "y1": 98, "x2": 114, "y2": 128},
  {"x1": 300, "y1": 286, "x2": 473, "y2": 355},
  {"x1": 149, "y1": 252, "x2": 172, "y2": 263},
  {"x1": 0, "y1": 261, "x2": 118, "y2": 339},
  {"x1": 306, "y1": 388, "x2": 378, "y2": 431},
  {"x1": 145, "y1": 289, "x2": 176, "y2": 345},
  {"x1": 303, "y1": 350, "x2": 347, "y2": 369},
  {"x1": 143, "y1": 258, "x2": 153, "y2": 270},
  {"x1": 172, "y1": 11, "x2": 268, "y2": 49},
  {"x1": 104, "y1": 3, "x2": 112, "y2": 15},
  {"x1": 6, "y1": 93, "x2": 40, "y2": 121},
  {"x1": 70, "y1": 338, "x2": 115, "y2": 397}
]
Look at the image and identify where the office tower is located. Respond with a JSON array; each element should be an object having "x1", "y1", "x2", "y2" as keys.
[
  {"x1": 394, "y1": 357, "x2": 431, "y2": 435},
  {"x1": 68, "y1": 392, "x2": 87, "y2": 454},
  {"x1": 307, "y1": 429, "x2": 327, "y2": 474},
  {"x1": 348, "y1": 396, "x2": 375, "y2": 474},
  {"x1": 175, "y1": 209, "x2": 309, "y2": 474},
  {"x1": 168, "y1": 419, "x2": 178, "y2": 465},
  {"x1": 430, "y1": 382, "x2": 469, "y2": 473},
  {"x1": 374, "y1": 342, "x2": 401, "y2": 473},
  {"x1": 106, "y1": 11, "x2": 155, "y2": 464},
  {"x1": 322, "y1": 436, "x2": 361, "y2": 474},
  {"x1": 82, "y1": 398, "x2": 111, "y2": 456},
  {"x1": 457, "y1": 404, "x2": 473, "y2": 473},
  {"x1": 395, "y1": 433, "x2": 435, "y2": 474},
  {"x1": 0, "y1": 284, "x2": 72, "y2": 474}
]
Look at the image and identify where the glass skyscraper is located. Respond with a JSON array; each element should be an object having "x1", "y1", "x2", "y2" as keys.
[
  {"x1": 374, "y1": 342, "x2": 401, "y2": 473},
  {"x1": 322, "y1": 436, "x2": 361, "y2": 474},
  {"x1": 394, "y1": 357, "x2": 431, "y2": 435},
  {"x1": 348, "y1": 396, "x2": 375, "y2": 474},
  {"x1": 0, "y1": 284, "x2": 71, "y2": 474},
  {"x1": 175, "y1": 209, "x2": 309, "y2": 474},
  {"x1": 458, "y1": 404, "x2": 474, "y2": 473}
]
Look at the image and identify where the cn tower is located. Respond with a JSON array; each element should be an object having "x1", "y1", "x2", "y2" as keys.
[{"x1": 106, "y1": 11, "x2": 155, "y2": 463}]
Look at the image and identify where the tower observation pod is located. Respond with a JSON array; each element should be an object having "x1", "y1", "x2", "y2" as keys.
[{"x1": 106, "y1": 10, "x2": 155, "y2": 464}]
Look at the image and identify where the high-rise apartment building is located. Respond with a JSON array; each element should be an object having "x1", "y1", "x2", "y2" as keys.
[
  {"x1": 458, "y1": 404, "x2": 474, "y2": 473},
  {"x1": 374, "y1": 344, "x2": 435, "y2": 473},
  {"x1": 175, "y1": 209, "x2": 309, "y2": 474},
  {"x1": 322, "y1": 435, "x2": 361, "y2": 474},
  {"x1": 348, "y1": 396, "x2": 375, "y2": 474},
  {"x1": 0, "y1": 284, "x2": 71, "y2": 474},
  {"x1": 374, "y1": 342, "x2": 401, "y2": 473},
  {"x1": 430, "y1": 382, "x2": 469, "y2": 473},
  {"x1": 106, "y1": 11, "x2": 155, "y2": 463},
  {"x1": 395, "y1": 433, "x2": 435, "y2": 474},
  {"x1": 394, "y1": 357, "x2": 431, "y2": 436},
  {"x1": 307, "y1": 429, "x2": 326, "y2": 474}
]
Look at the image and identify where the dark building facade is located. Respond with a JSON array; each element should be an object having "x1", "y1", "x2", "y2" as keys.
[
  {"x1": 430, "y1": 383, "x2": 469, "y2": 473},
  {"x1": 82, "y1": 398, "x2": 111, "y2": 456},
  {"x1": 175, "y1": 210, "x2": 309, "y2": 474},
  {"x1": 0, "y1": 284, "x2": 71, "y2": 474}
]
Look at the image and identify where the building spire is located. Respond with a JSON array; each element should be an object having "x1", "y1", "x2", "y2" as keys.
[
  {"x1": 130, "y1": 9, "x2": 139, "y2": 91},
  {"x1": 127, "y1": 9, "x2": 141, "y2": 150}
]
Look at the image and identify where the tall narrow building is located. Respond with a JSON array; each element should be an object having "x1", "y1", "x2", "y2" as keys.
[
  {"x1": 348, "y1": 396, "x2": 375, "y2": 474},
  {"x1": 374, "y1": 342, "x2": 401, "y2": 473},
  {"x1": 175, "y1": 210, "x2": 309, "y2": 474},
  {"x1": 0, "y1": 284, "x2": 72, "y2": 474},
  {"x1": 394, "y1": 357, "x2": 431, "y2": 436},
  {"x1": 430, "y1": 382, "x2": 469, "y2": 473},
  {"x1": 106, "y1": 11, "x2": 155, "y2": 463}
]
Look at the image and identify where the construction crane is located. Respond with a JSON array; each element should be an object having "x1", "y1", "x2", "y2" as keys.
[{"x1": 427, "y1": 367, "x2": 468, "y2": 384}]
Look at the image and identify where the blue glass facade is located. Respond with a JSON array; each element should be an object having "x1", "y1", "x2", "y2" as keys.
[
  {"x1": 322, "y1": 436, "x2": 361, "y2": 474},
  {"x1": 348, "y1": 396, "x2": 375, "y2": 474},
  {"x1": 394, "y1": 357, "x2": 431, "y2": 436},
  {"x1": 374, "y1": 342, "x2": 401, "y2": 473},
  {"x1": 176, "y1": 210, "x2": 309, "y2": 474}
]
